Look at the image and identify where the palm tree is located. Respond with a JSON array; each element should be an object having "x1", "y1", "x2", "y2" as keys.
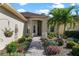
[{"x1": 48, "y1": 6, "x2": 76, "y2": 36}]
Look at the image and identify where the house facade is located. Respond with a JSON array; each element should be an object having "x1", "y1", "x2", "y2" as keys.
[
  {"x1": 0, "y1": 3, "x2": 48, "y2": 50},
  {"x1": 21, "y1": 12, "x2": 48, "y2": 38}
]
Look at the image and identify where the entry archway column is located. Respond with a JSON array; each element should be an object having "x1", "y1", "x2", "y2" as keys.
[{"x1": 42, "y1": 19, "x2": 48, "y2": 38}]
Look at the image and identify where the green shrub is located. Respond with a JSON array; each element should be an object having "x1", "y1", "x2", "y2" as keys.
[
  {"x1": 17, "y1": 41, "x2": 30, "y2": 53},
  {"x1": 18, "y1": 36, "x2": 26, "y2": 43},
  {"x1": 64, "y1": 31, "x2": 79, "y2": 39},
  {"x1": 67, "y1": 38, "x2": 74, "y2": 41},
  {"x1": 17, "y1": 36, "x2": 32, "y2": 53},
  {"x1": 22, "y1": 41, "x2": 30, "y2": 48},
  {"x1": 41, "y1": 38, "x2": 58, "y2": 47},
  {"x1": 40, "y1": 38, "x2": 48, "y2": 47},
  {"x1": 60, "y1": 34, "x2": 68, "y2": 39},
  {"x1": 6, "y1": 42, "x2": 17, "y2": 55},
  {"x1": 25, "y1": 35, "x2": 32, "y2": 38},
  {"x1": 73, "y1": 39, "x2": 79, "y2": 43},
  {"x1": 47, "y1": 40, "x2": 58, "y2": 46},
  {"x1": 26, "y1": 37, "x2": 32, "y2": 42},
  {"x1": 55, "y1": 38, "x2": 64, "y2": 46},
  {"x1": 48, "y1": 32, "x2": 57, "y2": 39},
  {"x1": 47, "y1": 35, "x2": 52, "y2": 39},
  {"x1": 40, "y1": 38, "x2": 48, "y2": 42},
  {"x1": 66, "y1": 41, "x2": 77, "y2": 48},
  {"x1": 42, "y1": 40, "x2": 48, "y2": 47},
  {"x1": 67, "y1": 38, "x2": 79, "y2": 43},
  {"x1": 71, "y1": 45, "x2": 79, "y2": 56},
  {"x1": 18, "y1": 35, "x2": 32, "y2": 43}
]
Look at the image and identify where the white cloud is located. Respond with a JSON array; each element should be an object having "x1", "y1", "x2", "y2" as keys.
[
  {"x1": 52, "y1": 3, "x2": 64, "y2": 8},
  {"x1": 35, "y1": 9, "x2": 50, "y2": 15},
  {"x1": 71, "y1": 11, "x2": 76, "y2": 15},
  {"x1": 19, "y1": 3, "x2": 27, "y2": 6},
  {"x1": 71, "y1": 3, "x2": 76, "y2": 6},
  {"x1": 17, "y1": 9, "x2": 26, "y2": 12},
  {"x1": 49, "y1": 15, "x2": 53, "y2": 17},
  {"x1": 53, "y1": 3, "x2": 62, "y2": 5},
  {"x1": 1, "y1": 0, "x2": 79, "y2": 3}
]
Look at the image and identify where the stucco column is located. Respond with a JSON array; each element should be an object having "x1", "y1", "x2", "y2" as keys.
[
  {"x1": 28, "y1": 18, "x2": 33, "y2": 36},
  {"x1": 42, "y1": 19, "x2": 48, "y2": 38},
  {"x1": 23, "y1": 22, "x2": 28, "y2": 35}
]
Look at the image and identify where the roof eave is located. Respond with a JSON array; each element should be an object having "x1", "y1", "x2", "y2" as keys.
[{"x1": 0, "y1": 3, "x2": 27, "y2": 22}]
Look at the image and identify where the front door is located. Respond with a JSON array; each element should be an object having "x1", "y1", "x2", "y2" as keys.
[
  {"x1": 33, "y1": 21, "x2": 37, "y2": 36},
  {"x1": 33, "y1": 20, "x2": 42, "y2": 36}
]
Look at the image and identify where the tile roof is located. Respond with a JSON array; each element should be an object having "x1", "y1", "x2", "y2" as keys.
[{"x1": 21, "y1": 12, "x2": 49, "y2": 18}]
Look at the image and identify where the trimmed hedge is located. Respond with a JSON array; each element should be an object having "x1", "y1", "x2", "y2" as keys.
[{"x1": 64, "y1": 31, "x2": 79, "y2": 39}]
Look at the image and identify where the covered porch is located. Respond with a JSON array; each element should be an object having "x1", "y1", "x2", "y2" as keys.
[
  {"x1": 21, "y1": 12, "x2": 48, "y2": 38},
  {"x1": 25, "y1": 17, "x2": 48, "y2": 38}
]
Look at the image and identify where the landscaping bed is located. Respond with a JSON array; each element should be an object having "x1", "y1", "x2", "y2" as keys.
[
  {"x1": 41, "y1": 32, "x2": 79, "y2": 56},
  {"x1": 0, "y1": 35, "x2": 32, "y2": 56}
]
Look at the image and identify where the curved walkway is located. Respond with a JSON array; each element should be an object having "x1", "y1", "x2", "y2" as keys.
[{"x1": 25, "y1": 37, "x2": 45, "y2": 56}]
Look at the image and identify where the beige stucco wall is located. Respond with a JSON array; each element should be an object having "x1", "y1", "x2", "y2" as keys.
[
  {"x1": 75, "y1": 22, "x2": 79, "y2": 31},
  {"x1": 65, "y1": 21, "x2": 79, "y2": 31},
  {"x1": 42, "y1": 18, "x2": 48, "y2": 38},
  {"x1": 0, "y1": 7, "x2": 24, "y2": 50},
  {"x1": 54, "y1": 24, "x2": 64, "y2": 34},
  {"x1": 53, "y1": 21, "x2": 79, "y2": 34}
]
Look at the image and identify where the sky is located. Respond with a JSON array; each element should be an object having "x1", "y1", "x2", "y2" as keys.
[{"x1": 11, "y1": 3, "x2": 79, "y2": 15}]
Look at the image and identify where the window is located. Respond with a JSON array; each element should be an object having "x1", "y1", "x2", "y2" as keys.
[
  {"x1": 27, "y1": 28, "x2": 28, "y2": 33},
  {"x1": 15, "y1": 24, "x2": 18, "y2": 33},
  {"x1": 33, "y1": 25, "x2": 36, "y2": 33},
  {"x1": 14, "y1": 24, "x2": 18, "y2": 39}
]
